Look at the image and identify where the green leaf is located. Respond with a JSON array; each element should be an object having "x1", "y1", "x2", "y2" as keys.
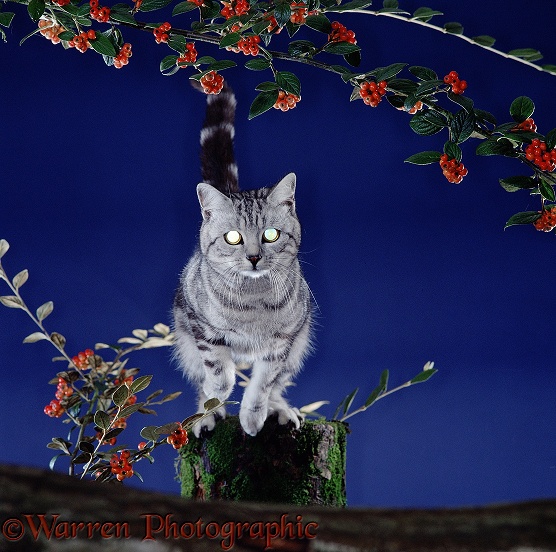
[
  {"x1": 90, "y1": 33, "x2": 117, "y2": 57},
  {"x1": 94, "y1": 410, "x2": 111, "y2": 431},
  {"x1": 172, "y1": 0, "x2": 198, "y2": 15},
  {"x1": 476, "y1": 137, "x2": 517, "y2": 157},
  {"x1": 499, "y1": 176, "x2": 536, "y2": 192},
  {"x1": 409, "y1": 368, "x2": 437, "y2": 384},
  {"x1": 50, "y1": 332, "x2": 66, "y2": 348},
  {"x1": 510, "y1": 96, "x2": 535, "y2": 123},
  {"x1": 27, "y1": 0, "x2": 45, "y2": 22},
  {"x1": 36, "y1": 301, "x2": 53, "y2": 321},
  {"x1": 78, "y1": 441, "x2": 95, "y2": 454},
  {"x1": 23, "y1": 331, "x2": 49, "y2": 344},
  {"x1": 200, "y1": 0, "x2": 221, "y2": 19},
  {"x1": 364, "y1": 369, "x2": 389, "y2": 407},
  {"x1": 167, "y1": 34, "x2": 187, "y2": 54},
  {"x1": 504, "y1": 211, "x2": 541, "y2": 229},
  {"x1": 195, "y1": 55, "x2": 216, "y2": 65},
  {"x1": 305, "y1": 13, "x2": 331, "y2": 33},
  {"x1": 47, "y1": 437, "x2": 71, "y2": 454},
  {"x1": 342, "y1": 387, "x2": 358, "y2": 416},
  {"x1": 444, "y1": 21, "x2": 463, "y2": 34},
  {"x1": 343, "y1": 50, "x2": 361, "y2": 68},
  {"x1": 414, "y1": 79, "x2": 443, "y2": 96},
  {"x1": 383, "y1": 0, "x2": 398, "y2": 7},
  {"x1": 273, "y1": 0, "x2": 291, "y2": 27},
  {"x1": 219, "y1": 31, "x2": 241, "y2": 48},
  {"x1": 450, "y1": 109, "x2": 475, "y2": 144},
  {"x1": 387, "y1": 78, "x2": 418, "y2": 95},
  {"x1": 140, "y1": 425, "x2": 160, "y2": 441},
  {"x1": 323, "y1": 42, "x2": 360, "y2": 55},
  {"x1": 541, "y1": 64, "x2": 556, "y2": 75},
  {"x1": 245, "y1": 58, "x2": 271, "y2": 70},
  {"x1": 409, "y1": 65, "x2": 437, "y2": 81},
  {"x1": 140, "y1": 0, "x2": 173, "y2": 10},
  {"x1": 119, "y1": 403, "x2": 145, "y2": 418},
  {"x1": 409, "y1": 111, "x2": 446, "y2": 136},
  {"x1": 208, "y1": 59, "x2": 236, "y2": 71},
  {"x1": 0, "y1": 239, "x2": 9, "y2": 259},
  {"x1": 109, "y1": 9, "x2": 136, "y2": 24},
  {"x1": 130, "y1": 374, "x2": 153, "y2": 394},
  {"x1": 0, "y1": 12, "x2": 15, "y2": 27},
  {"x1": 0, "y1": 295, "x2": 22, "y2": 309},
  {"x1": 412, "y1": 7, "x2": 442, "y2": 22},
  {"x1": 276, "y1": 71, "x2": 301, "y2": 96},
  {"x1": 404, "y1": 151, "x2": 442, "y2": 165},
  {"x1": 447, "y1": 91, "x2": 474, "y2": 114},
  {"x1": 508, "y1": 48, "x2": 542, "y2": 61},
  {"x1": 112, "y1": 384, "x2": 130, "y2": 407},
  {"x1": 473, "y1": 109, "x2": 497, "y2": 126},
  {"x1": 444, "y1": 141, "x2": 462, "y2": 163},
  {"x1": 545, "y1": 128, "x2": 556, "y2": 151},
  {"x1": 374, "y1": 63, "x2": 407, "y2": 82},
  {"x1": 472, "y1": 35, "x2": 495, "y2": 47},
  {"x1": 12, "y1": 269, "x2": 28, "y2": 290},
  {"x1": 539, "y1": 179, "x2": 556, "y2": 202},
  {"x1": 58, "y1": 31, "x2": 75, "y2": 41},
  {"x1": 204, "y1": 398, "x2": 221, "y2": 410},
  {"x1": 256, "y1": 81, "x2": 280, "y2": 91},
  {"x1": 160, "y1": 55, "x2": 178, "y2": 72}
]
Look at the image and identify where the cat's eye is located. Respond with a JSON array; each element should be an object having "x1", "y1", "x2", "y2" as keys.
[
  {"x1": 262, "y1": 228, "x2": 280, "y2": 243},
  {"x1": 224, "y1": 230, "x2": 243, "y2": 245}
]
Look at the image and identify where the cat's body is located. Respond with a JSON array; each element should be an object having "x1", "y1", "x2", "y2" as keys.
[{"x1": 173, "y1": 87, "x2": 312, "y2": 436}]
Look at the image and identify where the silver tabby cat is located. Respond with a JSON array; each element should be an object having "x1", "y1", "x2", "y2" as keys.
[{"x1": 173, "y1": 86, "x2": 313, "y2": 437}]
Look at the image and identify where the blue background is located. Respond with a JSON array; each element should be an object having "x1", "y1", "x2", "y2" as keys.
[{"x1": 1, "y1": 0, "x2": 555, "y2": 507}]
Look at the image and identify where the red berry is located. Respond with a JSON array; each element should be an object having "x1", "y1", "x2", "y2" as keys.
[{"x1": 200, "y1": 71, "x2": 224, "y2": 94}]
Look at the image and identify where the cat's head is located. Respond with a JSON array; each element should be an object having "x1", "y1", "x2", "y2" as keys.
[{"x1": 196, "y1": 173, "x2": 301, "y2": 279}]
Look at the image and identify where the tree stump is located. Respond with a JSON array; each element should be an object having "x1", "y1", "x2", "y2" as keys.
[{"x1": 179, "y1": 416, "x2": 348, "y2": 506}]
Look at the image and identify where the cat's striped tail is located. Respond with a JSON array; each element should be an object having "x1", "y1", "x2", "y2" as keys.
[{"x1": 199, "y1": 85, "x2": 239, "y2": 195}]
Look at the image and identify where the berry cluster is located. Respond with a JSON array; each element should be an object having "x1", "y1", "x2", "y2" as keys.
[
  {"x1": 443, "y1": 70, "x2": 467, "y2": 95},
  {"x1": 44, "y1": 399, "x2": 65, "y2": 418},
  {"x1": 188, "y1": 0, "x2": 204, "y2": 5},
  {"x1": 221, "y1": 0, "x2": 250, "y2": 18},
  {"x1": 328, "y1": 21, "x2": 356, "y2": 44},
  {"x1": 52, "y1": 0, "x2": 70, "y2": 5},
  {"x1": 177, "y1": 42, "x2": 198, "y2": 64},
  {"x1": 89, "y1": 0, "x2": 110, "y2": 22},
  {"x1": 273, "y1": 90, "x2": 301, "y2": 112},
  {"x1": 290, "y1": 2, "x2": 308, "y2": 24},
  {"x1": 55, "y1": 377, "x2": 73, "y2": 400},
  {"x1": 113, "y1": 43, "x2": 132, "y2": 69},
  {"x1": 72, "y1": 348, "x2": 95, "y2": 369},
  {"x1": 200, "y1": 71, "x2": 224, "y2": 94},
  {"x1": 533, "y1": 207, "x2": 556, "y2": 232},
  {"x1": 524, "y1": 139, "x2": 556, "y2": 172},
  {"x1": 229, "y1": 35, "x2": 261, "y2": 56},
  {"x1": 110, "y1": 450, "x2": 134, "y2": 481},
  {"x1": 359, "y1": 80, "x2": 387, "y2": 107},
  {"x1": 166, "y1": 422, "x2": 189, "y2": 449},
  {"x1": 38, "y1": 18, "x2": 66, "y2": 44},
  {"x1": 439, "y1": 153, "x2": 468, "y2": 184},
  {"x1": 405, "y1": 100, "x2": 423, "y2": 114},
  {"x1": 69, "y1": 30, "x2": 96, "y2": 53},
  {"x1": 153, "y1": 22, "x2": 171, "y2": 44},
  {"x1": 515, "y1": 118, "x2": 537, "y2": 132}
]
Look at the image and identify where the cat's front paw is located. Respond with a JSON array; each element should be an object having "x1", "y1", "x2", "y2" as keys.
[
  {"x1": 239, "y1": 405, "x2": 267, "y2": 436},
  {"x1": 275, "y1": 405, "x2": 303, "y2": 429},
  {"x1": 192, "y1": 406, "x2": 226, "y2": 437}
]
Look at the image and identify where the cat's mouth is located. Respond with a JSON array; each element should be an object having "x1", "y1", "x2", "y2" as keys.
[{"x1": 241, "y1": 268, "x2": 269, "y2": 279}]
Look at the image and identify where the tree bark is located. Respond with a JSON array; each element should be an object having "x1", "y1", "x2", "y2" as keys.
[
  {"x1": 1, "y1": 463, "x2": 555, "y2": 552},
  {"x1": 179, "y1": 417, "x2": 347, "y2": 506}
]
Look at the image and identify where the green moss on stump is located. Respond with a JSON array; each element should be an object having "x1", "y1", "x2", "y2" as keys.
[{"x1": 179, "y1": 416, "x2": 347, "y2": 506}]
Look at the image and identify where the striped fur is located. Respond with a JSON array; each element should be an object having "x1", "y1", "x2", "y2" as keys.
[{"x1": 173, "y1": 91, "x2": 312, "y2": 436}]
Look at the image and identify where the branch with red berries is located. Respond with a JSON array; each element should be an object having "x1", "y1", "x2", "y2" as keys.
[
  {"x1": 0, "y1": 238, "x2": 229, "y2": 484},
  {"x1": 2, "y1": 0, "x2": 556, "y2": 230}
]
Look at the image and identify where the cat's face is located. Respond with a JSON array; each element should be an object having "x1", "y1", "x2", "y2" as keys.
[{"x1": 197, "y1": 173, "x2": 301, "y2": 280}]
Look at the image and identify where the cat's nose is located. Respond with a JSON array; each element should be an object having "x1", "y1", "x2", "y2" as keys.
[{"x1": 247, "y1": 254, "x2": 261, "y2": 268}]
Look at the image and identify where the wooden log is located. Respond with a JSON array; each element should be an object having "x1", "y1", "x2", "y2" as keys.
[
  {"x1": 179, "y1": 416, "x2": 348, "y2": 506},
  {"x1": 1, "y1": 464, "x2": 556, "y2": 551}
]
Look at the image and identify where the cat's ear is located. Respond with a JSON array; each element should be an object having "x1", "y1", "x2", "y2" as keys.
[
  {"x1": 197, "y1": 182, "x2": 232, "y2": 220},
  {"x1": 269, "y1": 173, "x2": 296, "y2": 209}
]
